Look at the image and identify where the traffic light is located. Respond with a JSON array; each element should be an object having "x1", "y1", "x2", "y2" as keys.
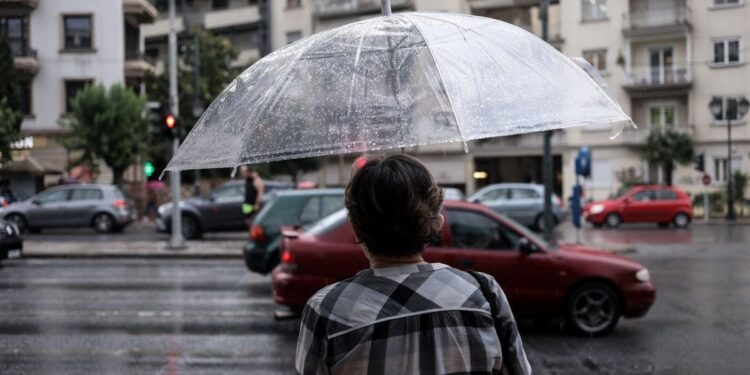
[
  {"x1": 163, "y1": 113, "x2": 179, "y2": 139},
  {"x1": 143, "y1": 162, "x2": 155, "y2": 178},
  {"x1": 694, "y1": 153, "x2": 705, "y2": 172}
]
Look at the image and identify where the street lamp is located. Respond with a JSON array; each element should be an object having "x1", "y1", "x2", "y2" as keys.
[{"x1": 710, "y1": 96, "x2": 749, "y2": 221}]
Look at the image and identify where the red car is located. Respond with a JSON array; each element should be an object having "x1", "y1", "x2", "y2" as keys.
[
  {"x1": 583, "y1": 185, "x2": 693, "y2": 229},
  {"x1": 272, "y1": 201, "x2": 655, "y2": 336}
]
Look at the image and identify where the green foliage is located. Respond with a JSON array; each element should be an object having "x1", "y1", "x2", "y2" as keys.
[
  {"x1": 642, "y1": 128, "x2": 695, "y2": 186},
  {"x1": 63, "y1": 83, "x2": 149, "y2": 185},
  {"x1": 0, "y1": 98, "x2": 22, "y2": 162},
  {"x1": 734, "y1": 171, "x2": 749, "y2": 215},
  {"x1": 692, "y1": 191, "x2": 725, "y2": 213},
  {"x1": 0, "y1": 36, "x2": 22, "y2": 161}
]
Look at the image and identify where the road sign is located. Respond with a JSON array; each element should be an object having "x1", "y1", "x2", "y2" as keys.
[{"x1": 702, "y1": 173, "x2": 711, "y2": 186}]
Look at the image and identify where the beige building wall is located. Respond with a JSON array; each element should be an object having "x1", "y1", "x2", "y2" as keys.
[{"x1": 270, "y1": 0, "x2": 313, "y2": 51}]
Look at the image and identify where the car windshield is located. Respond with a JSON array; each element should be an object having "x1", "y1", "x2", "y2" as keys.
[{"x1": 499, "y1": 212, "x2": 552, "y2": 250}]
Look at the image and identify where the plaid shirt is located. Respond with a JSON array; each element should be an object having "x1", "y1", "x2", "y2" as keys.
[{"x1": 295, "y1": 263, "x2": 531, "y2": 375}]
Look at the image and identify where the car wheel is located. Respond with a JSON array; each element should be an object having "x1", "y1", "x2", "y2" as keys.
[
  {"x1": 565, "y1": 282, "x2": 621, "y2": 336},
  {"x1": 5, "y1": 213, "x2": 27, "y2": 233},
  {"x1": 592, "y1": 222, "x2": 604, "y2": 229},
  {"x1": 657, "y1": 222, "x2": 670, "y2": 228},
  {"x1": 672, "y1": 212, "x2": 690, "y2": 229},
  {"x1": 181, "y1": 215, "x2": 201, "y2": 240},
  {"x1": 534, "y1": 213, "x2": 557, "y2": 232},
  {"x1": 605, "y1": 213, "x2": 622, "y2": 228},
  {"x1": 93, "y1": 213, "x2": 116, "y2": 233}
]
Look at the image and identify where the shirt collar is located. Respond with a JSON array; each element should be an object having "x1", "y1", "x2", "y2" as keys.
[{"x1": 356, "y1": 263, "x2": 449, "y2": 277}]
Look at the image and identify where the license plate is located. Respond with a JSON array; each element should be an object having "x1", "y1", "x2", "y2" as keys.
[{"x1": 7, "y1": 249, "x2": 21, "y2": 259}]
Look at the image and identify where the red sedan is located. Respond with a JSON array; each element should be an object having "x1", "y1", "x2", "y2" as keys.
[
  {"x1": 272, "y1": 201, "x2": 655, "y2": 336},
  {"x1": 583, "y1": 185, "x2": 693, "y2": 229}
]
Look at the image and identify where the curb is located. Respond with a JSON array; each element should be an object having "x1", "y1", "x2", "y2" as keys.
[{"x1": 22, "y1": 252, "x2": 243, "y2": 260}]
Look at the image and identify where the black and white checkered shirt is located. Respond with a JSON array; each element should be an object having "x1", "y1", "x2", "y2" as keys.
[{"x1": 295, "y1": 263, "x2": 531, "y2": 375}]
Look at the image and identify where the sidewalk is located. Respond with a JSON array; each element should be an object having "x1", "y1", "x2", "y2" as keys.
[{"x1": 22, "y1": 240, "x2": 245, "y2": 259}]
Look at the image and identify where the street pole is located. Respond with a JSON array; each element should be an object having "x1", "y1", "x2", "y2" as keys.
[
  {"x1": 540, "y1": 0, "x2": 556, "y2": 246},
  {"x1": 727, "y1": 117, "x2": 735, "y2": 221},
  {"x1": 703, "y1": 183, "x2": 709, "y2": 222},
  {"x1": 168, "y1": 0, "x2": 185, "y2": 249},
  {"x1": 381, "y1": 0, "x2": 392, "y2": 16}
]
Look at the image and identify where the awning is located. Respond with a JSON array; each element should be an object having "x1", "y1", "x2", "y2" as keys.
[{"x1": 0, "y1": 157, "x2": 63, "y2": 176}]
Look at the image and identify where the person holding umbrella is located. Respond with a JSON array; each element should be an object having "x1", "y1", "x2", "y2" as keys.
[
  {"x1": 241, "y1": 165, "x2": 264, "y2": 235},
  {"x1": 295, "y1": 155, "x2": 531, "y2": 374}
]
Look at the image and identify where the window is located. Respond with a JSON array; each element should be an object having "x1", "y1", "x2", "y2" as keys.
[
  {"x1": 65, "y1": 80, "x2": 92, "y2": 113},
  {"x1": 19, "y1": 81, "x2": 31, "y2": 116},
  {"x1": 299, "y1": 197, "x2": 321, "y2": 224},
  {"x1": 0, "y1": 16, "x2": 30, "y2": 56},
  {"x1": 286, "y1": 0, "x2": 302, "y2": 9},
  {"x1": 510, "y1": 188, "x2": 539, "y2": 199},
  {"x1": 582, "y1": 49, "x2": 607, "y2": 71},
  {"x1": 446, "y1": 209, "x2": 520, "y2": 250},
  {"x1": 70, "y1": 189, "x2": 103, "y2": 201},
  {"x1": 713, "y1": 0, "x2": 741, "y2": 6},
  {"x1": 581, "y1": 0, "x2": 608, "y2": 22},
  {"x1": 286, "y1": 31, "x2": 303, "y2": 45},
  {"x1": 64, "y1": 15, "x2": 93, "y2": 50},
  {"x1": 632, "y1": 190, "x2": 654, "y2": 202},
  {"x1": 481, "y1": 188, "x2": 509, "y2": 201},
  {"x1": 713, "y1": 38, "x2": 741, "y2": 65},
  {"x1": 321, "y1": 196, "x2": 345, "y2": 218},
  {"x1": 212, "y1": 0, "x2": 228, "y2": 10},
  {"x1": 654, "y1": 190, "x2": 677, "y2": 200},
  {"x1": 36, "y1": 189, "x2": 70, "y2": 204},
  {"x1": 711, "y1": 96, "x2": 745, "y2": 122},
  {"x1": 214, "y1": 185, "x2": 243, "y2": 200},
  {"x1": 713, "y1": 156, "x2": 742, "y2": 182},
  {"x1": 649, "y1": 104, "x2": 676, "y2": 128}
]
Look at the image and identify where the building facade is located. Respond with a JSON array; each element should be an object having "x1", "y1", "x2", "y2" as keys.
[{"x1": 1, "y1": 0, "x2": 157, "y2": 198}]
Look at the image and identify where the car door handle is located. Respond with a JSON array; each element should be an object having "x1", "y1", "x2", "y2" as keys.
[{"x1": 459, "y1": 259, "x2": 475, "y2": 268}]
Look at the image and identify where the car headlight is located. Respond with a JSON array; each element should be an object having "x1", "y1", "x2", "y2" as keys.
[
  {"x1": 589, "y1": 204, "x2": 605, "y2": 215},
  {"x1": 635, "y1": 268, "x2": 650, "y2": 282}
]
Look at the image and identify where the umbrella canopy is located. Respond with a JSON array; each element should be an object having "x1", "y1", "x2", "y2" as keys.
[{"x1": 165, "y1": 12, "x2": 631, "y2": 173}]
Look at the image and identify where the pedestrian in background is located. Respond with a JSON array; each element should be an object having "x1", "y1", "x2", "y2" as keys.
[
  {"x1": 241, "y1": 165, "x2": 264, "y2": 236},
  {"x1": 296, "y1": 155, "x2": 531, "y2": 375}
]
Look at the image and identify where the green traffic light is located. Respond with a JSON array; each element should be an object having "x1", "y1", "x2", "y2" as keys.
[{"x1": 144, "y1": 162, "x2": 155, "y2": 177}]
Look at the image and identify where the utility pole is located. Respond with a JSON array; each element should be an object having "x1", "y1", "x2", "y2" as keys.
[
  {"x1": 726, "y1": 116, "x2": 735, "y2": 221},
  {"x1": 540, "y1": 0, "x2": 556, "y2": 246},
  {"x1": 182, "y1": 0, "x2": 204, "y2": 196},
  {"x1": 168, "y1": 0, "x2": 185, "y2": 249}
]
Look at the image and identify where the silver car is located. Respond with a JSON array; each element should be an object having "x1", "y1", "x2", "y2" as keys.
[
  {"x1": 467, "y1": 183, "x2": 567, "y2": 230},
  {"x1": 1, "y1": 185, "x2": 135, "y2": 233}
]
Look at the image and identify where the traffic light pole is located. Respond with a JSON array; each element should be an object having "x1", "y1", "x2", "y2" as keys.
[
  {"x1": 168, "y1": 0, "x2": 185, "y2": 249},
  {"x1": 540, "y1": 0, "x2": 556, "y2": 246}
]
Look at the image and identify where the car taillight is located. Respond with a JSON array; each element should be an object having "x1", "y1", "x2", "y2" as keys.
[
  {"x1": 250, "y1": 224, "x2": 266, "y2": 242},
  {"x1": 113, "y1": 199, "x2": 127, "y2": 209},
  {"x1": 281, "y1": 249, "x2": 294, "y2": 264}
]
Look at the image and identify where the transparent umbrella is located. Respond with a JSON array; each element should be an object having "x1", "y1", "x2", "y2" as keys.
[{"x1": 164, "y1": 11, "x2": 631, "y2": 174}]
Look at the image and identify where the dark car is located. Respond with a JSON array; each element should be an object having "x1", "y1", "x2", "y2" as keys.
[
  {"x1": 583, "y1": 185, "x2": 693, "y2": 228},
  {"x1": 1, "y1": 184, "x2": 135, "y2": 233},
  {"x1": 0, "y1": 220, "x2": 23, "y2": 264},
  {"x1": 157, "y1": 180, "x2": 294, "y2": 239},
  {"x1": 272, "y1": 201, "x2": 655, "y2": 336},
  {"x1": 244, "y1": 189, "x2": 345, "y2": 274}
]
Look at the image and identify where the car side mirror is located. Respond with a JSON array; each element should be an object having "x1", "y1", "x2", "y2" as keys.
[
  {"x1": 518, "y1": 237, "x2": 538, "y2": 254},
  {"x1": 31, "y1": 199, "x2": 41, "y2": 205},
  {"x1": 623, "y1": 197, "x2": 631, "y2": 205}
]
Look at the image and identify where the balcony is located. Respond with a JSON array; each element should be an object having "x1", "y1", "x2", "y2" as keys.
[
  {"x1": 204, "y1": 5, "x2": 261, "y2": 30},
  {"x1": 0, "y1": 0, "x2": 38, "y2": 9},
  {"x1": 468, "y1": 0, "x2": 558, "y2": 10},
  {"x1": 313, "y1": 0, "x2": 414, "y2": 19},
  {"x1": 141, "y1": 17, "x2": 184, "y2": 39},
  {"x1": 622, "y1": 4, "x2": 691, "y2": 38},
  {"x1": 619, "y1": 124, "x2": 694, "y2": 145},
  {"x1": 124, "y1": 51, "x2": 156, "y2": 78},
  {"x1": 622, "y1": 65, "x2": 692, "y2": 97},
  {"x1": 123, "y1": 0, "x2": 159, "y2": 23},
  {"x1": 13, "y1": 47, "x2": 38, "y2": 76}
]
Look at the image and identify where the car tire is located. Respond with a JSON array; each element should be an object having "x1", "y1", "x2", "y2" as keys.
[
  {"x1": 534, "y1": 213, "x2": 557, "y2": 232},
  {"x1": 92, "y1": 213, "x2": 116, "y2": 233},
  {"x1": 565, "y1": 282, "x2": 622, "y2": 336},
  {"x1": 5, "y1": 213, "x2": 28, "y2": 233},
  {"x1": 605, "y1": 213, "x2": 622, "y2": 228},
  {"x1": 181, "y1": 214, "x2": 201, "y2": 240},
  {"x1": 672, "y1": 212, "x2": 690, "y2": 229},
  {"x1": 657, "y1": 222, "x2": 670, "y2": 228}
]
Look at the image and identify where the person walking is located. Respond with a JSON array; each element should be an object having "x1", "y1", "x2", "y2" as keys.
[
  {"x1": 241, "y1": 165, "x2": 264, "y2": 235},
  {"x1": 295, "y1": 155, "x2": 531, "y2": 375}
]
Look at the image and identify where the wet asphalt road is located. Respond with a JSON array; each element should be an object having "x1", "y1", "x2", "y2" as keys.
[{"x1": 2, "y1": 225, "x2": 750, "y2": 374}]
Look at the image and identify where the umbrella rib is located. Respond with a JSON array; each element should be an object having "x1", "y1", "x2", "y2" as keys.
[{"x1": 346, "y1": 21, "x2": 377, "y2": 117}]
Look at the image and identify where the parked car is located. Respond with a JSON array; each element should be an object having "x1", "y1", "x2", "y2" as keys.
[
  {"x1": 244, "y1": 189, "x2": 345, "y2": 274},
  {"x1": 0, "y1": 220, "x2": 23, "y2": 264},
  {"x1": 467, "y1": 183, "x2": 566, "y2": 230},
  {"x1": 272, "y1": 201, "x2": 655, "y2": 336},
  {"x1": 157, "y1": 180, "x2": 294, "y2": 239},
  {"x1": 442, "y1": 187, "x2": 465, "y2": 201},
  {"x1": 583, "y1": 185, "x2": 693, "y2": 228},
  {"x1": 1, "y1": 184, "x2": 135, "y2": 234}
]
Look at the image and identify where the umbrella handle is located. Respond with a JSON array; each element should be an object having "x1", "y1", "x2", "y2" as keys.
[{"x1": 381, "y1": 0, "x2": 391, "y2": 16}]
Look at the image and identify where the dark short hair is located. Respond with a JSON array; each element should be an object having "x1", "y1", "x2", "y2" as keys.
[{"x1": 345, "y1": 155, "x2": 443, "y2": 257}]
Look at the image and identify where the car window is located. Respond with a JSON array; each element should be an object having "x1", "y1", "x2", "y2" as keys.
[
  {"x1": 511, "y1": 188, "x2": 539, "y2": 199},
  {"x1": 632, "y1": 190, "x2": 654, "y2": 202},
  {"x1": 214, "y1": 185, "x2": 242, "y2": 199},
  {"x1": 482, "y1": 188, "x2": 508, "y2": 201},
  {"x1": 655, "y1": 190, "x2": 677, "y2": 200},
  {"x1": 446, "y1": 209, "x2": 520, "y2": 250},
  {"x1": 70, "y1": 188, "x2": 103, "y2": 201},
  {"x1": 321, "y1": 196, "x2": 345, "y2": 217},
  {"x1": 299, "y1": 197, "x2": 321, "y2": 224},
  {"x1": 36, "y1": 189, "x2": 70, "y2": 203},
  {"x1": 112, "y1": 189, "x2": 125, "y2": 199}
]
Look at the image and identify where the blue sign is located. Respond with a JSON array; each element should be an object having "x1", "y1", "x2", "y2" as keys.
[{"x1": 575, "y1": 146, "x2": 592, "y2": 178}]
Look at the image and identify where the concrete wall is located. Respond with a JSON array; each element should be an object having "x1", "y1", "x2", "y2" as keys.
[{"x1": 270, "y1": 0, "x2": 313, "y2": 51}]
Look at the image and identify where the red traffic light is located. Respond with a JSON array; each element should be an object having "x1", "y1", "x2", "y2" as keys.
[{"x1": 165, "y1": 114, "x2": 176, "y2": 129}]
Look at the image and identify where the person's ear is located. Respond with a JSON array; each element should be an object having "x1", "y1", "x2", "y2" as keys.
[{"x1": 439, "y1": 212, "x2": 445, "y2": 228}]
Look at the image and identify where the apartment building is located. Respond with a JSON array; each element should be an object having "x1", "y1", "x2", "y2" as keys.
[
  {"x1": 0, "y1": 0, "x2": 157, "y2": 198},
  {"x1": 141, "y1": 0, "x2": 269, "y2": 73}
]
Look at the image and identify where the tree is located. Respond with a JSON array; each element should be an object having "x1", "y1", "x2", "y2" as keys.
[
  {"x1": 642, "y1": 128, "x2": 694, "y2": 186},
  {"x1": 734, "y1": 170, "x2": 748, "y2": 216},
  {"x1": 0, "y1": 36, "x2": 22, "y2": 162},
  {"x1": 269, "y1": 157, "x2": 321, "y2": 183},
  {"x1": 63, "y1": 83, "x2": 150, "y2": 186}
]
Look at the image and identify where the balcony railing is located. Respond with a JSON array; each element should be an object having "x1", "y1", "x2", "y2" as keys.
[
  {"x1": 623, "y1": 5, "x2": 690, "y2": 31},
  {"x1": 313, "y1": 0, "x2": 414, "y2": 17},
  {"x1": 0, "y1": 0, "x2": 38, "y2": 9},
  {"x1": 622, "y1": 64, "x2": 692, "y2": 89},
  {"x1": 620, "y1": 124, "x2": 694, "y2": 144}
]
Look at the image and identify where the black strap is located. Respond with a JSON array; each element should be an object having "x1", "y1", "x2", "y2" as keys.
[{"x1": 466, "y1": 270, "x2": 500, "y2": 334}]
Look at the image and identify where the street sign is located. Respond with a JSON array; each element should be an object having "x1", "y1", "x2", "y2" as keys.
[
  {"x1": 575, "y1": 146, "x2": 592, "y2": 178},
  {"x1": 702, "y1": 173, "x2": 711, "y2": 186}
]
